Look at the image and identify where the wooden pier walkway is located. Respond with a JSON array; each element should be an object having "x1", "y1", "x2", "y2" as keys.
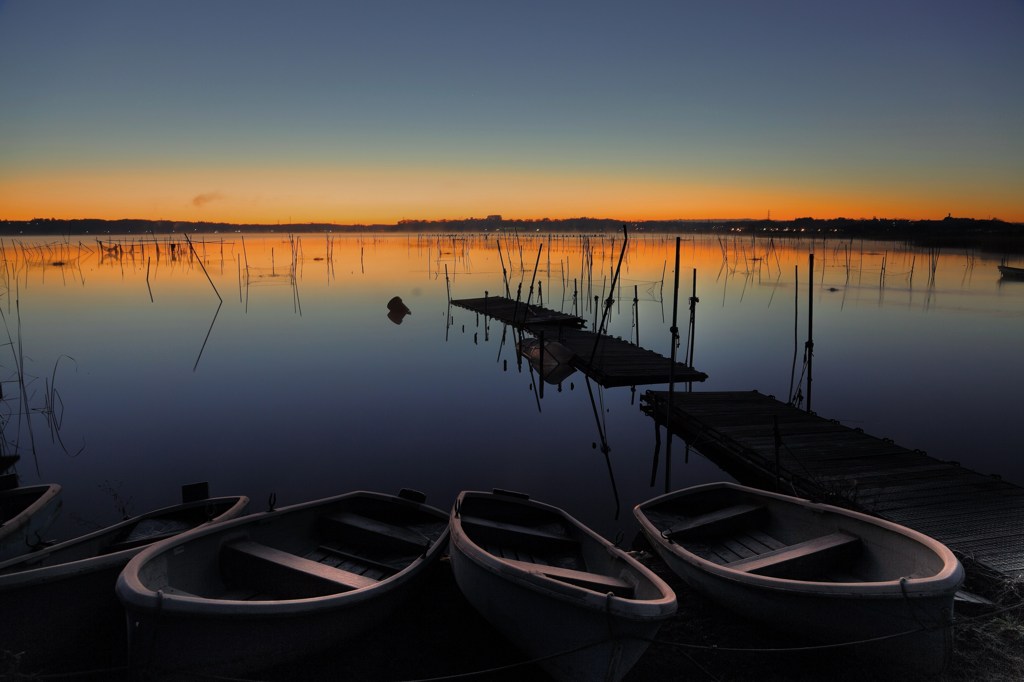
[
  {"x1": 641, "y1": 390, "x2": 1024, "y2": 581},
  {"x1": 533, "y1": 325, "x2": 708, "y2": 387},
  {"x1": 451, "y1": 296, "x2": 585, "y2": 328},
  {"x1": 452, "y1": 296, "x2": 707, "y2": 387}
]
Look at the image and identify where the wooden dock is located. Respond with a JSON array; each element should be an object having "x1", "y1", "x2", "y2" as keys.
[
  {"x1": 642, "y1": 390, "x2": 1024, "y2": 581},
  {"x1": 451, "y1": 296, "x2": 585, "y2": 328},
  {"x1": 533, "y1": 325, "x2": 708, "y2": 387},
  {"x1": 452, "y1": 296, "x2": 707, "y2": 387}
]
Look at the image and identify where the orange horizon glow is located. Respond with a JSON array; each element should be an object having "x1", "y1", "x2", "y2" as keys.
[{"x1": 3, "y1": 168, "x2": 1021, "y2": 225}]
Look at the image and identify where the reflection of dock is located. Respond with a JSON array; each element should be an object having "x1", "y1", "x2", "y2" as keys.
[
  {"x1": 452, "y1": 295, "x2": 707, "y2": 387},
  {"x1": 642, "y1": 390, "x2": 1024, "y2": 581},
  {"x1": 451, "y1": 296, "x2": 585, "y2": 328}
]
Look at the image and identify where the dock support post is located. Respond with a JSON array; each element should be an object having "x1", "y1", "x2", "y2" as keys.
[
  {"x1": 807, "y1": 252, "x2": 814, "y2": 412},
  {"x1": 687, "y1": 268, "x2": 698, "y2": 381},
  {"x1": 665, "y1": 236, "x2": 682, "y2": 492}
]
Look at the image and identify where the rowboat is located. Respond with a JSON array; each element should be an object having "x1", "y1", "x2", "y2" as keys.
[
  {"x1": 0, "y1": 481, "x2": 63, "y2": 561},
  {"x1": 634, "y1": 482, "x2": 964, "y2": 672},
  {"x1": 0, "y1": 492, "x2": 248, "y2": 672},
  {"x1": 116, "y1": 489, "x2": 449, "y2": 676},
  {"x1": 998, "y1": 264, "x2": 1024, "y2": 279},
  {"x1": 449, "y1": 489, "x2": 676, "y2": 682}
]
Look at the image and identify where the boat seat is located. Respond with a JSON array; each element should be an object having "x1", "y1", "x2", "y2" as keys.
[
  {"x1": 662, "y1": 503, "x2": 766, "y2": 540},
  {"x1": 222, "y1": 540, "x2": 377, "y2": 598},
  {"x1": 459, "y1": 515, "x2": 580, "y2": 548},
  {"x1": 320, "y1": 512, "x2": 430, "y2": 553},
  {"x1": 725, "y1": 531, "x2": 861, "y2": 579},
  {"x1": 504, "y1": 558, "x2": 634, "y2": 598}
]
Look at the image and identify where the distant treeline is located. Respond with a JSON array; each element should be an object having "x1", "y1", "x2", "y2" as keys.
[{"x1": 3, "y1": 216, "x2": 1023, "y2": 252}]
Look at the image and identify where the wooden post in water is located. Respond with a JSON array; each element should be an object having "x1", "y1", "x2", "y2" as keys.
[
  {"x1": 665, "y1": 237, "x2": 682, "y2": 492},
  {"x1": 633, "y1": 284, "x2": 639, "y2": 346},
  {"x1": 807, "y1": 252, "x2": 814, "y2": 412},
  {"x1": 687, "y1": 268, "x2": 698, "y2": 368}
]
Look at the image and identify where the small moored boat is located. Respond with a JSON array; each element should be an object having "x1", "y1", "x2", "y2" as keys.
[
  {"x1": 0, "y1": 480, "x2": 63, "y2": 561},
  {"x1": 449, "y1": 489, "x2": 676, "y2": 682},
  {"x1": 998, "y1": 264, "x2": 1024, "y2": 279},
  {"x1": 634, "y1": 482, "x2": 964, "y2": 672},
  {"x1": 116, "y1": 489, "x2": 449, "y2": 676},
  {"x1": 0, "y1": 490, "x2": 248, "y2": 671}
]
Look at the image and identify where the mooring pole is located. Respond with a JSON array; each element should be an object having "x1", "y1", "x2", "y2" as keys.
[
  {"x1": 525, "y1": 244, "x2": 543, "y2": 308},
  {"x1": 590, "y1": 225, "x2": 628, "y2": 363},
  {"x1": 807, "y1": 251, "x2": 814, "y2": 413},
  {"x1": 665, "y1": 237, "x2": 682, "y2": 491},
  {"x1": 633, "y1": 284, "x2": 640, "y2": 346},
  {"x1": 497, "y1": 239, "x2": 511, "y2": 298},
  {"x1": 687, "y1": 268, "x2": 698, "y2": 368}
]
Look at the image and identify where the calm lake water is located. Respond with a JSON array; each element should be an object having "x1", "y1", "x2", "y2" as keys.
[{"x1": 4, "y1": 232, "x2": 1023, "y2": 544}]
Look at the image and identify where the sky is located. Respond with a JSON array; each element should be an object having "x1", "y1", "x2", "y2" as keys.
[{"x1": 1, "y1": 0, "x2": 1022, "y2": 224}]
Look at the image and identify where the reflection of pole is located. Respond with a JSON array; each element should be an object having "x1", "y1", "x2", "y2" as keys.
[
  {"x1": 807, "y1": 252, "x2": 814, "y2": 413},
  {"x1": 585, "y1": 376, "x2": 619, "y2": 519},
  {"x1": 193, "y1": 300, "x2": 223, "y2": 372},
  {"x1": 665, "y1": 237, "x2": 681, "y2": 492}
]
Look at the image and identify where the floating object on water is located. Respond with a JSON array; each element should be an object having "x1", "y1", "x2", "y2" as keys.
[
  {"x1": 387, "y1": 296, "x2": 412, "y2": 324},
  {"x1": 997, "y1": 264, "x2": 1024, "y2": 280}
]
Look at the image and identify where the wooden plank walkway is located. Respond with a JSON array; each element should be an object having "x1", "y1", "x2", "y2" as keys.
[
  {"x1": 451, "y1": 296, "x2": 585, "y2": 328},
  {"x1": 533, "y1": 325, "x2": 708, "y2": 387},
  {"x1": 451, "y1": 296, "x2": 708, "y2": 387},
  {"x1": 641, "y1": 390, "x2": 1024, "y2": 581}
]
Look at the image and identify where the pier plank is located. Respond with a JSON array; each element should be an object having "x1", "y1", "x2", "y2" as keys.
[
  {"x1": 642, "y1": 390, "x2": 1024, "y2": 582},
  {"x1": 451, "y1": 296, "x2": 708, "y2": 386}
]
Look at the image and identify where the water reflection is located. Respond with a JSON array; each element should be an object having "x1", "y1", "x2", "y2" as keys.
[
  {"x1": 516, "y1": 337, "x2": 576, "y2": 385},
  {"x1": 0, "y1": 232, "x2": 1019, "y2": 549}
]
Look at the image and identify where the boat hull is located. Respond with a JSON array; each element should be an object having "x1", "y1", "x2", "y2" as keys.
[
  {"x1": 0, "y1": 495, "x2": 248, "y2": 672},
  {"x1": 450, "y1": 490, "x2": 676, "y2": 682},
  {"x1": 0, "y1": 483, "x2": 62, "y2": 561},
  {"x1": 635, "y1": 482, "x2": 964, "y2": 674},
  {"x1": 116, "y1": 490, "x2": 449, "y2": 676},
  {"x1": 998, "y1": 264, "x2": 1024, "y2": 279}
]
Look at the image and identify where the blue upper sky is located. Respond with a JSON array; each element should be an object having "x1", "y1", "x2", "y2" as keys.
[{"x1": 1, "y1": 0, "x2": 1022, "y2": 223}]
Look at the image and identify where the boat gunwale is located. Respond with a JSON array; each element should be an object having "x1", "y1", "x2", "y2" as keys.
[
  {"x1": 634, "y1": 481, "x2": 964, "y2": 597},
  {"x1": 0, "y1": 483, "x2": 62, "y2": 534},
  {"x1": 0, "y1": 495, "x2": 250, "y2": 587},
  {"x1": 116, "y1": 490, "x2": 450, "y2": 616},
  {"x1": 451, "y1": 490, "x2": 676, "y2": 618}
]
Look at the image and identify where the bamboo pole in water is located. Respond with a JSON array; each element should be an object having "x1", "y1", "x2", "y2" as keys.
[
  {"x1": 665, "y1": 237, "x2": 681, "y2": 492},
  {"x1": 807, "y1": 251, "x2": 814, "y2": 413}
]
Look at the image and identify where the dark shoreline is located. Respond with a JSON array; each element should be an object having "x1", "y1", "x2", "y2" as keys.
[{"x1": 3, "y1": 216, "x2": 1024, "y2": 254}]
